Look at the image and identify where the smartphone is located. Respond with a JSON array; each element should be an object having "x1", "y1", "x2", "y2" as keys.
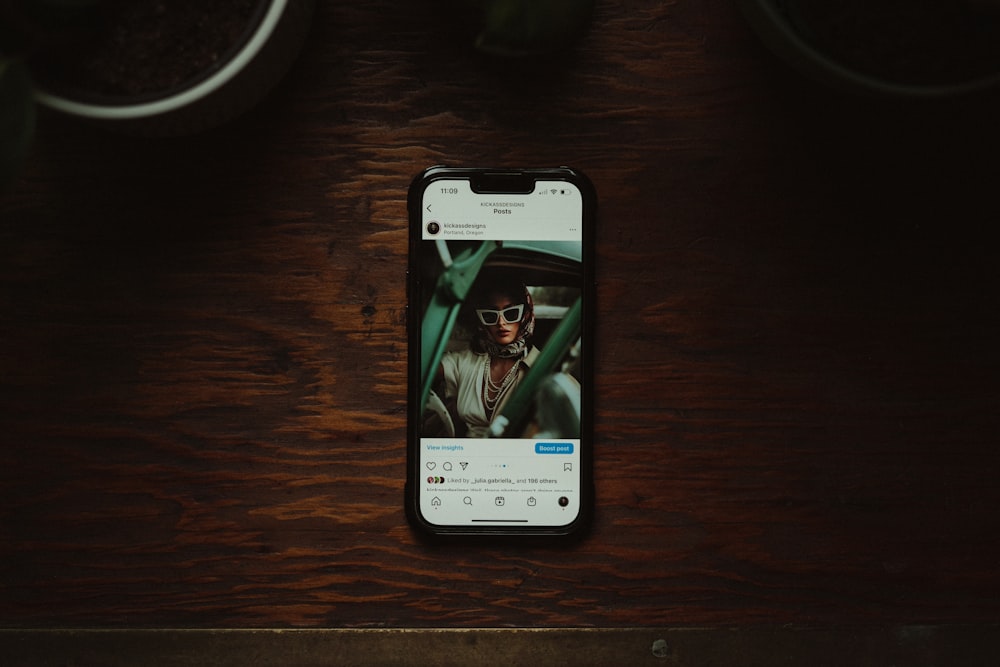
[{"x1": 406, "y1": 166, "x2": 596, "y2": 537}]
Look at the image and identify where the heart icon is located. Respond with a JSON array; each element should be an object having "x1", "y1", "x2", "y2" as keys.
[{"x1": 426, "y1": 462, "x2": 436, "y2": 470}]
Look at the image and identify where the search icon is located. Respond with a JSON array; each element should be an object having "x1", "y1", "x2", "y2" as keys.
[{"x1": 463, "y1": 496, "x2": 472, "y2": 506}]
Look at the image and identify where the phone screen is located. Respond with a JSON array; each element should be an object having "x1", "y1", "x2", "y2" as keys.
[{"x1": 408, "y1": 169, "x2": 593, "y2": 534}]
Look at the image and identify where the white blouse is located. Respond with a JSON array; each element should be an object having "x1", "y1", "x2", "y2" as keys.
[{"x1": 440, "y1": 347, "x2": 539, "y2": 438}]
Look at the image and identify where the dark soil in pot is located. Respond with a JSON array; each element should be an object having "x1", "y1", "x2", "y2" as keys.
[
  {"x1": 780, "y1": 0, "x2": 1000, "y2": 86},
  {"x1": 30, "y1": 0, "x2": 269, "y2": 104}
]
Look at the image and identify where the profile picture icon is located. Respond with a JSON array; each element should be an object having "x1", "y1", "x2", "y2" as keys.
[{"x1": 426, "y1": 221, "x2": 441, "y2": 235}]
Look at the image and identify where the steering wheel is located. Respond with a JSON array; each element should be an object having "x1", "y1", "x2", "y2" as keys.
[{"x1": 423, "y1": 389, "x2": 455, "y2": 438}]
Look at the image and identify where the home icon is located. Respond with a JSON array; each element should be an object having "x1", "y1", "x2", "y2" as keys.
[{"x1": 431, "y1": 497, "x2": 442, "y2": 506}]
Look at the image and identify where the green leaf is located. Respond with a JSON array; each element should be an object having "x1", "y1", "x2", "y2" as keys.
[
  {"x1": 0, "y1": 59, "x2": 36, "y2": 190},
  {"x1": 476, "y1": 0, "x2": 595, "y2": 57}
]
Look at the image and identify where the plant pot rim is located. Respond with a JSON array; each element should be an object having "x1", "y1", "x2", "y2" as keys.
[
  {"x1": 737, "y1": 0, "x2": 1000, "y2": 98},
  {"x1": 33, "y1": 0, "x2": 289, "y2": 119}
]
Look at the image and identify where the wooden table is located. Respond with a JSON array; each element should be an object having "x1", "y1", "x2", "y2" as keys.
[{"x1": 3, "y1": 1, "x2": 1000, "y2": 663}]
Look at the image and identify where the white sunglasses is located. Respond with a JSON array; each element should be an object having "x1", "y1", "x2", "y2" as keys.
[{"x1": 475, "y1": 303, "x2": 525, "y2": 326}]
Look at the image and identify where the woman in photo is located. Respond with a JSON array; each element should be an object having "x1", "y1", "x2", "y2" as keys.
[{"x1": 434, "y1": 280, "x2": 540, "y2": 438}]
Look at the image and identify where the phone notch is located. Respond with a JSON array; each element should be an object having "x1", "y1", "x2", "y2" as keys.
[{"x1": 469, "y1": 172, "x2": 536, "y2": 194}]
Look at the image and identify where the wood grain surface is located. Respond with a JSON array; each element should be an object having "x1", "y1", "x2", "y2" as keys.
[{"x1": 2, "y1": 0, "x2": 1000, "y2": 630}]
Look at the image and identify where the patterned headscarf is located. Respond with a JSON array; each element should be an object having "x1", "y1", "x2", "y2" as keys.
[{"x1": 475, "y1": 284, "x2": 535, "y2": 359}]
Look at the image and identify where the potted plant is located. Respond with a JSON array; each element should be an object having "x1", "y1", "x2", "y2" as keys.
[
  {"x1": 736, "y1": 0, "x2": 1000, "y2": 97},
  {"x1": 1, "y1": 0, "x2": 315, "y2": 186}
]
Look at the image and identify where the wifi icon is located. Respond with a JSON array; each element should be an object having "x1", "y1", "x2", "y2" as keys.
[{"x1": 550, "y1": 189, "x2": 558, "y2": 195}]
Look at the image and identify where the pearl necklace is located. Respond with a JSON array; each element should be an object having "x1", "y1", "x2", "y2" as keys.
[{"x1": 483, "y1": 356, "x2": 521, "y2": 415}]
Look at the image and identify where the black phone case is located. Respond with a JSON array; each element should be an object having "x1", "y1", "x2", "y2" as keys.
[{"x1": 405, "y1": 166, "x2": 597, "y2": 538}]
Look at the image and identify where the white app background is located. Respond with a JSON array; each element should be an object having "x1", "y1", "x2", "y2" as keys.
[{"x1": 420, "y1": 439, "x2": 581, "y2": 526}]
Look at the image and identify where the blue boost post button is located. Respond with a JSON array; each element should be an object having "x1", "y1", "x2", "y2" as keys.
[{"x1": 535, "y1": 442, "x2": 575, "y2": 454}]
